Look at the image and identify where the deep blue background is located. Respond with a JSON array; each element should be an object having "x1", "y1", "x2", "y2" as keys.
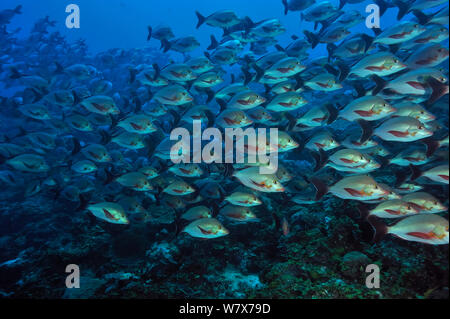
[{"x1": 1, "y1": 0, "x2": 403, "y2": 54}]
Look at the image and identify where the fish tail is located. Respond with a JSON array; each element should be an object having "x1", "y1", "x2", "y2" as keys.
[
  {"x1": 422, "y1": 137, "x2": 440, "y2": 158},
  {"x1": 223, "y1": 163, "x2": 234, "y2": 178},
  {"x1": 251, "y1": 63, "x2": 265, "y2": 83},
  {"x1": 99, "y1": 129, "x2": 112, "y2": 145},
  {"x1": 371, "y1": 27, "x2": 382, "y2": 37},
  {"x1": 53, "y1": 62, "x2": 64, "y2": 74},
  {"x1": 374, "y1": 0, "x2": 390, "y2": 17},
  {"x1": 357, "y1": 204, "x2": 371, "y2": 220},
  {"x1": 371, "y1": 74, "x2": 387, "y2": 96},
  {"x1": 76, "y1": 194, "x2": 90, "y2": 211},
  {"x1": 274, "y1": 44, "x2": 285, "y2": 52},
  {"x1": 325, "y1": 103, "x2": 339, "y2": 124},
  {"x1": 338, "y1": 0, "x2": 347, "y2": 9},
  {"x1": 393, "y1": 0, "x2": 410, "y2": 20},
  {"x1": 128, "y1": 68, "x2": 138, "y2": 84},
  {"x1": 425, "y1": 76, "x2": 449, "y2": 106},
  {"x1": 241, "y1": 66, "x2": 253, "y2": 86},
  {"x1": 195, "y1": 11, "x2": 206, "y2": 29},
  {"x1": 335, "y1": 60, "x2": 350, "y2": 83},
  {"x1": 147, "y1": 26, "x2": 152, "y2": 41},
  {"x1": 9, "y1": 67, "x2": 22, "y2": 79},
  {"x1": 326, "y1": 43, "x2": 337, "y2": 62},
  {"x1": 411, "y1": 10, "x2": 431, "y2": 25},
  {"x1": 282, "y1": 111, "x2": 296, "y2": 131},
  {"x1": 310, "y1": 177, "x2": 329, "y2": 201},
  {"x1": 351, "y1": 80, "x2": 367, "y2": 98},
  {"x1": 360, "y1": 34, "x2": 374, "y2": 53},
  {"x1": 14, "y1": 5, "x2": 22, "y2": 14},
  {"x1": 207, "y1": 35, "x2": 219, "y2": 51},
  {"x1": 161, "y1": 39, "x2": 171, "y2": 53},
  {"x1": 367, "y1": 216, "x2": 388, "y2": 243},
  {"x1": 281, "y1": 0, "x2": 289, "y2": 15},
  {"x1": 409, "y1": 164, "x2": 422, "y2": 181},
  {"x1": 205, "y1": 89, "x2": 215, "y2": 104},
  {"x1": 394, "y1": 168, "x2": 409, "y2": 188},
  {"x1": 216, "y1": 98, "x2": 227, "y2": 113},
  {"x1": 103, "y1": 167, "x2": 115, "y2": 185},
  {"x1": 303, "y1": 30, "x2": 319, "y2": 49},
  {"x1": 357, "y1": 119, "x2": 373, "y2": 144},
  {"x1": 152, "y1": 63, "x2": 161, "y2": 81},
  {"x1": 312, "y1": 148, "x2": 329, "y2": 172}
]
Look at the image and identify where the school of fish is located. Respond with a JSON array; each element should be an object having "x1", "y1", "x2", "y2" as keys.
[{"x1": 0, "y1": 1, "x2": 448, "y2": 246}]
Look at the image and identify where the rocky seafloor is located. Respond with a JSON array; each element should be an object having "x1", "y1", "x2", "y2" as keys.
[{"x1": 0, "y1": 186, "x2": 448, "y2": 299}]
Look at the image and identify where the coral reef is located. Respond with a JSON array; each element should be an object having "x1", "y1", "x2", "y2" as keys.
[{"x1": 0, "y1": 194, "x2": 447, "y2": 299}]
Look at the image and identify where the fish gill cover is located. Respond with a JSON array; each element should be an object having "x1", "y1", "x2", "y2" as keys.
[{"x1": 0, "y1": 0, "x2": 448, "y2": 300}]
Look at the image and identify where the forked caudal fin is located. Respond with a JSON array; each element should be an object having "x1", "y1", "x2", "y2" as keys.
[
  {"x1": 310, "y1": 177, "x2": 329, "y2": 201},
  {"x1": 367, "y1": 215, "x2": 388, "y2": 243},
  {"x1": 357, "y1": 204, "x2": 371, "y2": 220},
  {"x1": 195, "y1": 11, "x2": 206, "y2": 29}
]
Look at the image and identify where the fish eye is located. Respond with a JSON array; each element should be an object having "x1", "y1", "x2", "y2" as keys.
[
  {"x1": 375, "y1": 185, "x2": 378, "y2": 189},
  {"x1": 394, "y1": 59, "x2": 399, "y2": 63},
  {"x1": 434, "y1": 201, "x2": 438, "y2": 205},
  {"x1": 414, "y1": 24, "x2": 418, "y2": 28}
]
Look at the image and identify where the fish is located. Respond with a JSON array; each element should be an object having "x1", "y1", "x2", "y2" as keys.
[
  {"x1": 311, "y1": 175, "x2": 390, "y2": 201},
  {"x1": 0, "y1": 0, "x2": 448, "y2": 267},
  {"x1": 115, "y1": 172, "x2": 153, "y2": 191},
  {"x1": 349, "y1": 52, "x2": 407, "y2": 78},
  {"x1": 71, "y1": 160, "x2": 98, "y2": 174},
  {"x1": 163, "y1": 180, "x2": 195, "y2": 196},
  {"x1": 6, "y1": 154, "x2": 49, "y2": 173},
  {"x1": 80, "y1": 96, "x2": 120, "y2": 115},
  {"x1": 373, "y1": 22, "x2": 426, "y2": 45},
  {"x1": 220, "y1": 205, "x2": 258, "y2": 222},
  {"x1": 216, "y1": 109, "x2": 253, "y2": 128},
  {"x1": 233, "y1": 166, "x2": 285, "y2": 193},
  {"x1": 282, "y1": 0, "x2": 316, "y2": 15},
  {"x1": 181, "y1": 205, "x2": 212, "y2": 221},
  {"x1": 266, "y1": 92, "x2": 308, "y2": 112},
  {"x1": 182, "y1": 218, "x2": 229, "y2": 239},
  {"x1": 224, "y1": 191, "x2": 262, "y2": 206},
  {"x1": 87, "y1": 202, "x2": 129, "y2": 224},
  {"x1": 369, "y1": 214, "x2": 449, "y2": 245},
  {"x1": 402, "y1": 192, "x2": 447, "y2": 214},
  {"x1": 358, "y1": 199, "x2": 421, "y2": 219},
  {"x1": 339, "y1": 96, "x2": 396, "y2": 122},
  {"x1": 371, "y1": 116, "x2": 433, "y2": 142},
  {"x1": 411, "y1": 164, "x2": 449, "y2": 184},
  {"x1": 195, "y1": 10, "x2": 241, "y2": 29},
  {"x1": 153, "y1": 84, "x2": 193, "y2": 106},
  {"x1": 406, "y1": 43, "x2": 449, "y2": 69}
]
